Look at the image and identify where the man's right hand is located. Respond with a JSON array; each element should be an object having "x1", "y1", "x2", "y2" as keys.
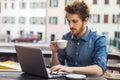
[{"x1": 50, "y1": 41, "x2": 58, "y2": 54}]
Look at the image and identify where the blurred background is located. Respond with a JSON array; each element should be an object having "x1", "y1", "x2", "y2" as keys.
[
  {"x1": 0, "y1": 0, "x2": 120, "y2": 62},
  {"x1": 0, "y1": 1, "x2": 120, "y2": 79}
]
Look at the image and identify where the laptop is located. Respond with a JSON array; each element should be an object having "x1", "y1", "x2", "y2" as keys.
[{"x1": 15, "y1": 45, "x2": 67, "y2": 78}]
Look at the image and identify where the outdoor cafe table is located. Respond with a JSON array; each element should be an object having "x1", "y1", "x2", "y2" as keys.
[{"x1": 0, "y1": 71, "x2": 106, "y2": 80}]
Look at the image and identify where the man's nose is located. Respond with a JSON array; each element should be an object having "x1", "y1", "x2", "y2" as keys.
[{"x1": 69, "y1": 22, "x2": 74, "y2": 28}]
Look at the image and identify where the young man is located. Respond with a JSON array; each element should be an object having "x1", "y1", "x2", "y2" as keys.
[{"x1": 49, "y1": 0, "x2": 107, "y2": 76}]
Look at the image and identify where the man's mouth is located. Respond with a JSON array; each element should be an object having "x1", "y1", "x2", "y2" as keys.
[{"x1": 70, "y1": 28, "x2": 76, "y2": 30}]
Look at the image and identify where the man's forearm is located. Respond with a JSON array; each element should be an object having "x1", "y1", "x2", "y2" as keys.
[
  {"x1": 71, "y1": 65, "x2": 103, "y2": 76},
  {"x1": 50, "y1": 52, "x2": 59, "y2": 66}
]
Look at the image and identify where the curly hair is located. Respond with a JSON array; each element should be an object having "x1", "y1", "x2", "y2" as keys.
[{"x1": 65, "y1": 0, "x2": 90, "y2": 21}]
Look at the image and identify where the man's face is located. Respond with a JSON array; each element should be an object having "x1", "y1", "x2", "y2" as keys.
[{"x1": 66, "y1": 13, "x2": 86, "y2": 36}]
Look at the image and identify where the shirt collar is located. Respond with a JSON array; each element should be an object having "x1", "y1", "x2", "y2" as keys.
[{"x1": 71, "y1": 26, "x2": 91, "y2": 41}]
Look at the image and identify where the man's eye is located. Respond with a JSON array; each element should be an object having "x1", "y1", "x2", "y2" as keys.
[{"x1": 73, "y1": 20, "x2": 77, "y2": 23}]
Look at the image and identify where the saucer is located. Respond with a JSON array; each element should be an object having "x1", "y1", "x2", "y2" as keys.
[{"x1": 66, "y1": 74, "x2": 86, "y2": 79}]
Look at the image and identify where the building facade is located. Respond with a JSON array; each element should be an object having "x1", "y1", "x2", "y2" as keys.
[
  {"x1": 0, "y1": 0, "x2": 46, "y2": 43},
  {"x1": 0, "y1": 0, "x2": 120, "y2": 43},
  {"x1": 86, "y1": 0, "x2": 120, "y2": 39},
  {"x1": 46, "y1": 0, "x2": 120, "y2": 42},
  {"x1": 0, "y1": 0, "x2": 3, "y2": 41},
  {"x1": 46, "y1": 0, "x2": 71, "y2": 42}
]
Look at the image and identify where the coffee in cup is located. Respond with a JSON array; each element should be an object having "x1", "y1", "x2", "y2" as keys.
[{"x1": 56, "y1": 40, "x2": 68, "y2": 49}]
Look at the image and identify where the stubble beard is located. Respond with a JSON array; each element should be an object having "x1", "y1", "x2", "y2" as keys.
[{"x1": 71, "y1": 26, "x2": 85, "y2": 37}]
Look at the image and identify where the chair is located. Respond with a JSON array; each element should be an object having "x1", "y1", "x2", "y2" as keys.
[
  {"x1": 107, "y1": 53, "x2": 120, "y2": 72},
  {"x1": 102, "y1": 53, "x2": 120, "y2": 80}
]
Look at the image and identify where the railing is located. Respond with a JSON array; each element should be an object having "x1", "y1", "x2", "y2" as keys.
[{"x1": 0, "y1": 43, "x2": 52, "y2": 62}]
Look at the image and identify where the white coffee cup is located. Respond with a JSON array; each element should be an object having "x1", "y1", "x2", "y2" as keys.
[{"x1": 56, "y1": 40, "x2": 68, "y2": 49}]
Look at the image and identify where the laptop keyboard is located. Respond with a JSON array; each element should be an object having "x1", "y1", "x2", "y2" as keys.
[
  {"x1": 49, "y1": 72, "x2": 67, "y2": 78},
  {"x1": 47, "y1": 68, "x2": 67, "y2": 75},
  {"x1": 47, "y1": 68, "x2": 67, "y2": 78},
  {"x1": 50, "y1": 71, "x2": 67, "y2": 75}
]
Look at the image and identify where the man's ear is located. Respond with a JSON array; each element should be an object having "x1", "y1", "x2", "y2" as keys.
[{"x1": 84, "y1": 17, "x2": 89, "y2": 25}]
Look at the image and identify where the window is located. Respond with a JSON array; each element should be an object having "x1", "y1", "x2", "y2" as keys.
[
  {"x1": 40, "y1": 2, "x2": 46, "y2": 8},
  {"x1": 19, "y1": 2, "x2": 26, "y2": 9},
  {"x1": 30, "y1": 17, "x2": 39, "y2": 24},
  {"x1": 30, "y1": 2, "x2": 46, "y2": 9},
  {"x1": 6, "y1": 30, "x2": 10, "y2": 35},
  {"x1": 2, "y1": 17, "x2": 8, "y2": 23},
  {"x1": 30, "y1": 17, "x2": 35, "y2": 24},
  {"x1": 2, "y1": 16, "x2": 15, "y2": 24},
  {"x1": 117, "y1": 0, "x2": 120, "y2": 4},
  {"x1": 38, "y1": 32, "x2": 42, "y2": 40},
  {"x1": 102, "y1": 32, "x2": 108, "y2": 37},
  {"x1": 65, "y1": 0, "x2": 72, "y2": 5},
  {"x1": 93, "y1": 0, "x2": 97, "y2": 4},
  {"x1": 50, "y1": 34, "x2": 55, "y2": 41},
  {"x1": 19, "y1": 17, "x2": 25, "y2": 24},
  {"x1": 10, "y1": 17, "x2": 15, "y2": 24},
  {"x1": 64, "y1": 18, "x2": 68, "y2": 24},
  {"x1": 104, "y1": 14, "x2": 108, "y2": 23},
  {"x1": 113, "y1": 14, "x2": 120, "y2": 23},
  {"x1": 20, "y1": 30, "x2": 24, "y2": 37},
  {"x1": 40, "y1": 17, "x2": 45, "y2": 24},
  {"x1": 11, "y1": 2, "x2": 14, "y2": 9},
  {"x1": 30, "y1": 2, "x2": 36, "y2": 8},
  {"x1": 114, "y1": 31, "x2": 120, "y2": 39},
  {"x1": 113, "y1": 15, "x2": 117, "y2": 23},
  {"x1": 30, "y1": 17, "x2": 45, "y2": 25},
  {"x1": 89, "y1": 14, "x2": 100, "y2": 23},
  {"x1": 49, "y1": 17, "x2": 58, "y2": 24},
  {"x1": 30, "y1": 2, "x2": 46, "y2": 8},
  {"x1": 117, "y1": 15, "x2": 120, "y2": 23},
  {"x1": 50, "y1": 0, "x2": 58, "y2": 7},
  {"x1": 105, "y1": 0, "x2": 109, "y2": 4},
  {"x1": 4, "y1": 3, "x2": 7, "y2": 9}
]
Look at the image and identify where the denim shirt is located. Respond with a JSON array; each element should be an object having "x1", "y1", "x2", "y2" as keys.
[{"x1": 57, "y1": 27, "x2": 108, "y2": 73}]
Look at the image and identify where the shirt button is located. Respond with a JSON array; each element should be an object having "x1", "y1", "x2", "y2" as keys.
[
  {"x1": 77, "y1": 43, "x2": 79, "y2": 45},
  {"x1": 76, "y1": 52, "x2": 79, "y2": 55},
  {"x1": 75, "y1": 62, "x2": 78, "y2": 65}
]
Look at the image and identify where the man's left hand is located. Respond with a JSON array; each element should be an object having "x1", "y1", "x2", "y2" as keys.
[{"x1": 49, "y1": 64, "x2": 73, "y2": 73}]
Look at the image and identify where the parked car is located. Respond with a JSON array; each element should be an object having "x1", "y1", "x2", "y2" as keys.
[{"x1": 11, "y1": 35, "x2": 39, "y2": 43}]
